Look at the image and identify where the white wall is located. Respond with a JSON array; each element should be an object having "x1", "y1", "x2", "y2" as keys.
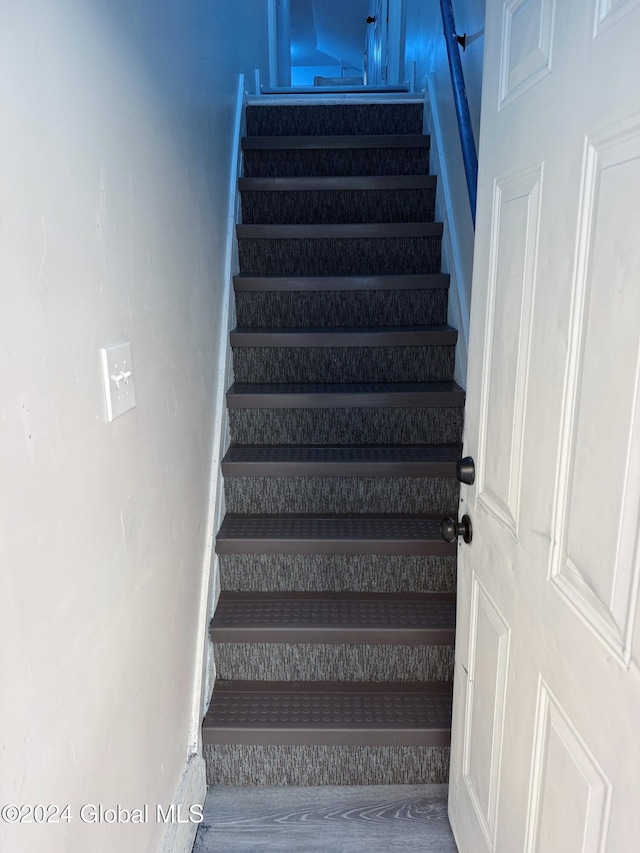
[
  {"x1": 0, "y1": 3, "x2": 268, "y2": 852},
  {"x1": 313, "y1": 0, "x2": 369, "y2": 71},
  {"x1": 403, "y1": 0, "x2": 485, "y2": 384},
  {"x1": 404, "y1": 0, "x2": 485, "y2": 146}
]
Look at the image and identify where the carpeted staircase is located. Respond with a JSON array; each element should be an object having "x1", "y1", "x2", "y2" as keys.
[{"x1": 203, "y1": 100, "x2": 464, "y2": 786}]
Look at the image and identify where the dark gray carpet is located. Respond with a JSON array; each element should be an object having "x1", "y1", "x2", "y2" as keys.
[
  {"x1": 241, "y1": 188, "x2": 435, "y2": 225},
  {"x1": 232, "y1": 345, "x2": 455, "y2": 384},
  {"x1": 204, "y1": 745, "x2": 450, "y2": 786},
  {"x1": 219, "y1": 553, "x2": 456, "y2": 594},
  {"x1": 237, "y1": 236, "x2": 442, "y2": 277},
  {"x1": 215, "y1": 643, "x2": 455, "y2": 682},
  {"x1": 234, "y1": 289, "x2": 449, "y2": 329},
  {"x1": 243, "y1": 146, "x2": 430, "y2": 178},
  {"x1": 224, "y1": 476, "x2": 458, "y2": 515},
  {"x1": 228, "y1": 407, "x2": 464, "y2": 445},
  {"x1": 246, "y1": 103, "x2": 424, "y2": 137}
]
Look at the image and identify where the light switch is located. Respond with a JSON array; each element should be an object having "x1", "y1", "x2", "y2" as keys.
[{"x1": 100, "y1": 342, "x2": 136, "y2": 421}]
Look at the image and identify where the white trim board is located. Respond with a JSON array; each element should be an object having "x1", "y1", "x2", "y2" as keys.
[
  {"x1": 188, "y1": 73, "x2": 245, "y2": 754},
  {"x1": 158, "y1": 754, "x2": 207, "y2": 853},
  {"x1": 387, "y1": 0, "x2": 404, "y2": 86},
  {"x1": 267, "y1": 0, "x2": 277, "y2": 89}
]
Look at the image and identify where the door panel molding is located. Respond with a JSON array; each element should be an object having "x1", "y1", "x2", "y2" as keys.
[
  {"x1": 595, "y1": 0, "x2": 640, "y2": 38},
  {"x1": 477, "y1": 164, "x2": 543, "y2": 540},
  {"x1": 499, "y1": 0, "x2": 556, "y2": 108},
  {"x1": 462, "y1": 575, "x2": 511, "y2": 848},
  {"x1": 550, "y1": 115, "x2": 640, "y2": 667},
  {"x1": 525, "y1": 678, "x2": 612, "y2": 852}
]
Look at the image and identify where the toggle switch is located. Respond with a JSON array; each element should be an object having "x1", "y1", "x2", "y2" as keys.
[{"x1": 100, "y1": 342, "x2": 136, "y2": 421}]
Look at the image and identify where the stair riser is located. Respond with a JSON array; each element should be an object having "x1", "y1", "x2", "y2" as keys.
[
  {"x1": 204, "y1": 744, "x2": 449, "y2": 786},
  {"x1": 243, "y1": 147, "x2": 430, "y2": 178},
  {"x1": 234, "y1": 289, "x2": 449, "y2": 328},
  {"x1": 214, "y1": 643, "x2": 454, "y2": 683},
  {"x1": 238, "y1": 237, "x2": 441, "y2": 276},
  {"x1": 228, "y1": 407, "x2": 464, "y2": 445},
  {"x1": 246, "y1": 104, "x2": 424, "y2": 137},
  {"x1": 232, "y1": 346, "x2": 455, "y2": 384},
  {"x1": 219, "y1": 554, "x2": 456, "y2": 594},
  {"x1": 241, "y1": 188, "x2": 436, "y2": 225},
  {"x1": 224, "y1": 477, "x2": 458, "y2": 515}
]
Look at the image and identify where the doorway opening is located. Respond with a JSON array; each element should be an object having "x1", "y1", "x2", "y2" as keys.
[{"x1": 266, "y1": 0, "x2": 407, "y2": 95}]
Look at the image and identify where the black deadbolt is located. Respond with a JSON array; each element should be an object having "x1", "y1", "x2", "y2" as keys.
[{"x1": 456, "y1": 456, "x2": 475, "y2": 485}]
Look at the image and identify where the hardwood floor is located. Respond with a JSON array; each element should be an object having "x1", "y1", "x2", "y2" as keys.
[{"x1": 194, "y1": 784, "x2": 458, "y2": 852}]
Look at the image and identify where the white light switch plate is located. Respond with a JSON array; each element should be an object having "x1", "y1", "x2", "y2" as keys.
[{"x1": 100, "y1": 342, "x2": 136, "y2": 421}]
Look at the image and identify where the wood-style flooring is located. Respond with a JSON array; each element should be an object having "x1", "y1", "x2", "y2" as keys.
[{"x1": 193, "y1": 784, "x2": 458, "y2": 852}]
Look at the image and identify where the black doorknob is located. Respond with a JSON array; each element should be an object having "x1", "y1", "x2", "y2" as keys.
[
  {"x1": 366, "y1": 16, "x2": 376, "y2": 23},
  {"x1": 440, "y1": 514, "x2": 473, "y2": 544},
  {"x1": 456, "y1": 456, "x2": 475, "y2": 485}
]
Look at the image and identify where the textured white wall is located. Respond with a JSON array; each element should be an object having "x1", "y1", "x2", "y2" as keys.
[{"x1": 0, "y1": 3, "x2": 267, "y2": 852}]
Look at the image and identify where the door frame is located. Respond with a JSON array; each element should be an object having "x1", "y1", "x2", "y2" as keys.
[{"x1": 267, "y1": 0, "x2": 291, "y2": 88}]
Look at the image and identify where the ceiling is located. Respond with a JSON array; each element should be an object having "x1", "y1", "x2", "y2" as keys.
[{"x1": 291, "y1": 0, "x2": 370, "y2": 70}]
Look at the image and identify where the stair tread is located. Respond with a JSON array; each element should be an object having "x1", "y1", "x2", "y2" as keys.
[
  {"x1": 203, "y1": 680, "x2": 452, "y2": 746},
  {"x1": 211, "y1": 591, "x2": 455, "y2": 645},
  {"x1": 218, "y1": 513, "x2": 448, "y2": 535},
  {"x1": 237, "y1": 222, "x2": 443, "y2": 239},
  {"x1": 216, "y1": 513, "x2": 456, "y2": 556},
  {"x1": 239, "y1": 175, "x2": 437, "y2": 191},
  {"x1": 222, "y1": 444, "x2": 461, "y2": 477},
  {"x1": 241, "y1": 134, "x2": 431, "y2": 150},
  {"x1": 227, "y1": 381, "x2": 465, "y2": 409},
  {"x1": 233, "y1": 273, "x2": 450, "y2": 292},
  {"x1": 230, "y1": 325, "x2": 457, "y2": 348}
]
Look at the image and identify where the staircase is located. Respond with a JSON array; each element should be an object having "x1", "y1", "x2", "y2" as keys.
[{"x1": 203, "y1": 100, "x2": 464, "y2": 786}]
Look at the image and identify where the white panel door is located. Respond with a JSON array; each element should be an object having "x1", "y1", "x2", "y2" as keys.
[{"x1": 448, "y1": 1, "x2": 640, "y2": 850}]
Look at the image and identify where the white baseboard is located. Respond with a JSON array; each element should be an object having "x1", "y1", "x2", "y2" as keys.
[{"x1": 158, "y1": 754, "x2": 207, "y2": 853}]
